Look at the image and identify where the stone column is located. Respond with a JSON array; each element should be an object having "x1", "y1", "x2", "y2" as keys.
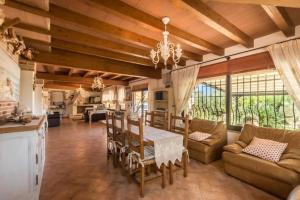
[{"x1": 19, "y1": 61, "x2": 35, "y2": 113}]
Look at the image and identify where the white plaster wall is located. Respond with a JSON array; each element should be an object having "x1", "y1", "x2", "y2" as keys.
[
  {"x1": 33, "y1": 84, "x2": 44, "y2": 115},
  {"x1": 19, "y1": 70, "x2": 34, "y2": 112}
]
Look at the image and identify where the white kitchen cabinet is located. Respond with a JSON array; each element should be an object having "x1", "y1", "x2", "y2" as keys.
[{"x1": 0, "y1": 117, "x2": 47, "y2": 200}]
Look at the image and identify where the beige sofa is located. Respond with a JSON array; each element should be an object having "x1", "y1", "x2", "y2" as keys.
[
  {"x1": 223, "y1": 124, "x2": 300, "y2": 199},
  {"x1": 188, "y1": 119, "x2": 227, "y2": 164}
]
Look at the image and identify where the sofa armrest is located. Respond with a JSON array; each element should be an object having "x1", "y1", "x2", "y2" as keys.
[
  {"x1": 223, "y1": 143, "x2": 243, "y2": 154},
  {"x1": 278, "y1": 159, "x2": 300, "y2": 174}
]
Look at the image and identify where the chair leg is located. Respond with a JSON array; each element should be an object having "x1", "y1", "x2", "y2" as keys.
[
  {"x1": 183, "y1": 152, "x2": 188, "y2": 178},
  {"x1": 127, "y1": 164, "x2": 132, "y2": 184},
  {"x1": 113, "y1": 148, "x2": 119, "y2": 168},
  {"x1": 160, "y1": 164, "x2": 166, "y2": 189},
  {"x1": 169, "y1": 161, "x2": 174, "y2": 185},
  {"x1": 107, "y1": 148, "x2": 110, "y2": 161},
  {"x1": 140, "y1": 164, "x2": 145, "y2": 198}
]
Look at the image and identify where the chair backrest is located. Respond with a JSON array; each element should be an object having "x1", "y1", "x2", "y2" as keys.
[
  {"x1": 127, "y1": 116, "x2": 145, "y2": 159},
  {"x1": 145, "y1": 111, "x2": 153, "y2": 127},
  {"x1": 113, "y1": 112, "x2": 126, "y2": 145},
  {"x1": 170, "y1": 114, "x2": 189, "y2": 148},
  {"x1": 106, "y1": 111, "x2": 114, "y2": 138},
  {"x1": 152, "y1": 111, "x2": 168, "y2": 130}
]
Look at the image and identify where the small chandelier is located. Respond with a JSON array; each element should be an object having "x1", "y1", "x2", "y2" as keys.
[
  {"x1": 91, "y1": 76, "x2": 104, "y2": 90},
  {"x1": 150, "y1": 17, "x2": 182, "y2": 69}
]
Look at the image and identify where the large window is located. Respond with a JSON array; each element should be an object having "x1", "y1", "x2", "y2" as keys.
[
  {"x1": 188, "y1": 70, "x2": 300, "y2": 130},
  {"x1": 189, "y1": 76, "x2": 226, "y2": 122},
  {"x1": 231, "y1": 70, "x2": 300, "y2": 130}
]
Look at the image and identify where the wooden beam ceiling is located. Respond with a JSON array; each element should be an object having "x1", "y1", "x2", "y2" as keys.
[
  {"x1": 4, "y1": 0, "x2": 50, "y2": 17},
  {"x1": 44, "y1": 83, "x2": 82, "y2": 90},
  {"x1": 21, "y1": 29, "x2": 186, "y2": 67},
  {"x1": 36, "y1": 72, "x2": 128, "y2": 86},
  {"x1": 44, "y1": 65, "x2": 55, "y2": 74},
  {"x1": 33, "y1": 49, "x2": 161, "y2": 79},
  {"x1": 67, "y1": 69, "x2": 75, "y2": 76},
  {"x1": 50, "y1": 24, "x2": 148, "y2": 58},
  {"x1": 5, "y1": 1, "x2": 196, "y2": 62},
  {"x1": 1, "y1": 17, "x2": 21, "y2": 30},
  {"x1": 48, "y1": 4, "x2": 202, "y2": 61},
  {"x1": 261, "y1": 6, "x2": 295, "y2": 37},
  {"x1": 180, "y1": 0, "x2": 253, "y2": 48},
  {"x1": 82, "y1": 71, "x2": 94, "y2": 78},
  {"x1": 91, "y1": 0, "x2": 224, "y2": 56},
  {"x1": 207, "y1": 0, "x2": 300, "y2": 8},
  {"x1": 50, "y1": 38, "x2": 161, "y2": 66},
  {"x1": 13, "y1": 22, "x2": 50, "y2": 35}
]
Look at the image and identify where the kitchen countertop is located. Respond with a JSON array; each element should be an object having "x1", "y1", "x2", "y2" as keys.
[{"x1": 0, "y1": 116, "x2": 46, "y2": 134}]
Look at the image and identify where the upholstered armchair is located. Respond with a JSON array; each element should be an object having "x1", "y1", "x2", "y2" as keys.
[{"x1": 188, "y1": 119, "x2": 227, "y2": 164}]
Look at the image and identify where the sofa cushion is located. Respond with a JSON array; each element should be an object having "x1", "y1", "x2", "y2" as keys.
[
  {"x1": 242, "y1": 137, "x2": 288, "y2": 162},
  {"x1": 223, "y1": 151, "x2": 300, "y2": 185},
  {"x1": 189, "y1": 131, "x2": 211, "y2": 141}
]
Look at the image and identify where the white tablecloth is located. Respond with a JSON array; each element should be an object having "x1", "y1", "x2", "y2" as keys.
[{"x1": 115, "y1": 120, "x2": 184, "y2": 167}]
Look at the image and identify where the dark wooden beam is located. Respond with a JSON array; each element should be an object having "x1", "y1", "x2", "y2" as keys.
[
  {"x1": 50, "y1": 25, "x2": 148, "y2": 58},
  {"x1": 68, "y1": 69, "x2": 75, "y2": 76},
  {"x1": 44, "y1": 65, "x2": 55, "y2": 74},
  {"x1": 110, "y1": 75, "x2": 122, "y2": 80},
  {"x1": 44, "y1": 83, "x2": 93, "y2": 91},
  {"x1": 4, "y1": 0, "x2": 50, "y2": 17},
  {"x1": 82, "y1": 71, "x2": 94, "y2": 78},
  {"x1": 51, "y1": 38, "x2": 156, "y2": 66},
  {"x1": 33, "y1": 49, "x2": 161, "y2": 79},
  {"x1": 208, "y1": 0, "x2": 300, "y2": 8},
  {"x1": 91, "y1": 0, "x2": 224, "y2": 56},
  {"x1": 180, "y1": 0, "x2": 253, "y2": 48},
  {"x1": 1, "y1": 17, "x2": 21, "y2": 31},
  {"x1": 120, "y1": 76, "x2": 134, "y2": 81},
  {"x1": 262, "y1": 6, "x2": 295, "y2": 37},
  {"x1": 36, "y1": 72, "x2": 128, "y2": 86},
  {"x1": 13, "y1": 22, "x2": 50, "y2": 35}
]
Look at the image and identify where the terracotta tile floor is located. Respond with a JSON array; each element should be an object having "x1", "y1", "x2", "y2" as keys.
[{"x1": 40, "y1": 119, "x2": 279, "y2": 200}]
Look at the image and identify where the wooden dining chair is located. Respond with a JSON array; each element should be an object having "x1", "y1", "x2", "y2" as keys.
[
  {"x1": 127, "y1": 116, "x2": 166, "y2": 197},
  {"x1": 152, "y1": 111, "x2": 169, "y2": 130},
  {"x1": 105, "y1": 111, "x2": 115, "y2": 162},
  {"x1": 168, "y1": 114, "x2": 189, "y2": 184},
  {"x1": 113, "y1": 112, "x2": 127, "y2": 168},
  {"x1": 144, "y1": 111, "x2": 153, "y2": 127}
]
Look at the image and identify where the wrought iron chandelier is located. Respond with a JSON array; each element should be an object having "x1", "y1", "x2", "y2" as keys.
[
  {"x1": 91, "y1": 76, "x2": 104, "y2": 90},
  {"x1": 150, "y1": 17, "x2": 182, "y2": 69}
]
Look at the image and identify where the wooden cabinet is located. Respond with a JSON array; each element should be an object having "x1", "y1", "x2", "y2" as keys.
[{"x1": 0, "y1": 118, "x2": 47, "y2": 200}]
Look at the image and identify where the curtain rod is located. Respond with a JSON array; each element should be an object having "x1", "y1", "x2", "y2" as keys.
[{"x1": 171, "y1": 37, "x2": 300, "y2": 73}]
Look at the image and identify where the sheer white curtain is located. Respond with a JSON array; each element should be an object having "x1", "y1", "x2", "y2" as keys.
[
  {"x1": 171, "y1": 65, "x2": 200, "y2": 115},
  {"x1": 267, "y1": 39, "x2": 300, "y2": 110}
]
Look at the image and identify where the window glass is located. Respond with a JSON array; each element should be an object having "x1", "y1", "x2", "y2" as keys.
[
  {"x1": 231, "y1": 70, "x2": 300, "y2": 130},
  {"x1": 188, "y1": 76, "x2": 226, "y2": 122}
]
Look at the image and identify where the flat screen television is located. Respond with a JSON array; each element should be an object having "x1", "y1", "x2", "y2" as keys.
[{"x1": 155, "y1": 91, "x2": 163, "y2": 100}]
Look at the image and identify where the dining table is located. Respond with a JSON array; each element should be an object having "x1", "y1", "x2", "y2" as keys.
[{"x1": 115, "y1": 120, "x2": 185, "y2": 168}]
